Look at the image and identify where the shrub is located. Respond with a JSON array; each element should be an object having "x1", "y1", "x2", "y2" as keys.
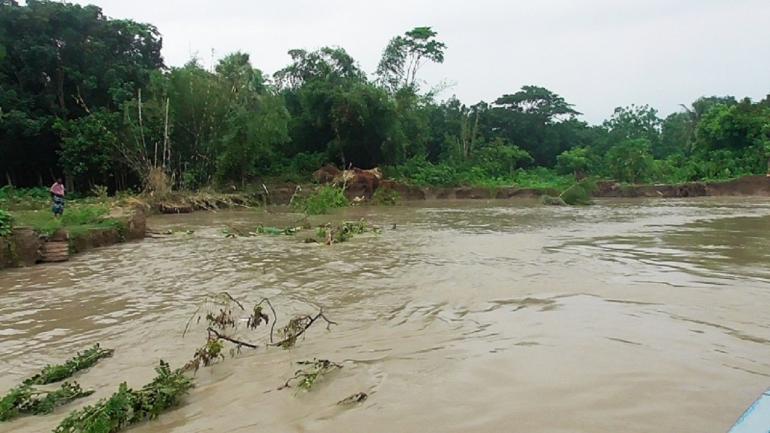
[
  {"x1": 0, "y1": 209, "x2": 12, "y2": 237},
  {"x1": 559, "y1": 179, "x2": 597, "y2": 205},
  {"x1": 372, "y1": 188, "x2": 400, "y2": 205},
  {"x1": 297, "y1": 186, "x2": 348, "y2": 215}
]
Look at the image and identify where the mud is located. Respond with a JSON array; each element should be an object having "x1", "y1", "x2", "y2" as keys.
[
  {"x1": 1, "y1": 198, "x2": 769, "y2": 433},
  {"x1": 595, "y1": 175, "x2": 770, "y2": 198}
]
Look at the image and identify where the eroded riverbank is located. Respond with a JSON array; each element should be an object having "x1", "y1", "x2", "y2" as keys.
[{"x1": 1, "y1": 198, "x2": 769, "y2": 433}]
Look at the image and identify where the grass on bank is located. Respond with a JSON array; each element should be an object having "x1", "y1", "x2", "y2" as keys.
[{"x1": 7, "y1": 204, "x2": 124, "y2": 238}]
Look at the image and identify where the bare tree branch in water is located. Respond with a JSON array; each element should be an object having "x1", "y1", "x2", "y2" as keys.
[
  {"x1": 272, "y1": 310, "x2": 338, "y2": 349},
  {"x1": 183, "y1": 294, "x2": 336, "y2": 371}
]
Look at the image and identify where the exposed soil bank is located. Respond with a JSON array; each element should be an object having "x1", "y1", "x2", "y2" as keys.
[
  {"x1": 378, "y1": 175, "x2": 770, "y2": 201},
  {"x1": 0, "y1": 205, "x2": 146, "y2": 270},
  {"x1": 595, "y1": 175, "x2": 770, "y2": 198}
]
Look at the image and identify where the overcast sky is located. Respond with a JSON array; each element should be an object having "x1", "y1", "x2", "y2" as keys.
[{"x1": 65, "y1": 0, "x2": 770, "y2": 123}]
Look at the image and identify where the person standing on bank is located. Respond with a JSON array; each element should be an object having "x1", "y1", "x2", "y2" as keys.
[{"x1": 50, "y1": 178, "x2": 65, "y2": 218}]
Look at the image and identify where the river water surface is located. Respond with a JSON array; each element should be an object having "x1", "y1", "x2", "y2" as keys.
[{"x1": 1, "y1": 198, "x2": 770, "y2": 433}]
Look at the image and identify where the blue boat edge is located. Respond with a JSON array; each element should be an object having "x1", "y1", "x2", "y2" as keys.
[{"x1": 729, "y1": 389, "x2": 770, "y2": 433}]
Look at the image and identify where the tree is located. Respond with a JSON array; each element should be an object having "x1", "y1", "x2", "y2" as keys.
[
  {"x1": 556, "y1": 147, "x2": 590, "y2": 178},
  {"x1": 494, "y1": 86, "x2": 579, "y2": 123},
  {"x1": 605, "y1": 138, "x2": 655, "y2": 183},
  {"x1": 274, "y1": 47, "x2": 364, "y2": 89},
  {"x1": 0, "y1": 0, "x2": 162, "y2": 189},
  {"x1": 216, "y1": 52, "x2": 266, "y2": 95},
  {"x1": 376, "y1": 27, "x2": 446, "y2": 93},
  {"x1": 602, "y1": 105, "x2": 661, "y2": 152},
  {"x1": 55, "y1": 110, "x2": 120, "y2": 190},
  {"x1": 485, "y1": 86, "x2": 581, "y2": 166}
]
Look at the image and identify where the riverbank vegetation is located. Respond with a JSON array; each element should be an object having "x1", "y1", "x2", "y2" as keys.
[{"x1": 2, "y1": 1, "x2": 768, "y2": 198}]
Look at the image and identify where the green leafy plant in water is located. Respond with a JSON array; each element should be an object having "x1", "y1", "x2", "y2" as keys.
[
  {"x1": 0, "y1": 382, "x2": 94, "y2": 421},
  {"x1": 316, "y1": 219, "x2": 379, "y2": 244},
  {"x1": 277, "y1": 316, "x2": 308, "y2": 349},
  {"x1": 295, "y1": 186, "x2": 348, "y2": 215},
  {"x1": 256, "y1": 225, "x2": 303, "y2": 236},
  {"x1": 559, "y1": 179, "x2": 597, "y2": 205},
  {"x1": 183, "y1": 338, "x2": 225, "y2": 373},
  {"x1": 278, "y1": 359, "x2": 342, "y2": 391},
  {"x1": 54, "y1": 361, "x2": 193, "y2": 433},
  {"x1": 24, "y1": 344, "x2": 114, "y2": 385}
]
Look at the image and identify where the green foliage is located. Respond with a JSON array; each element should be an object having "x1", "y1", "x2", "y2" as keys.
[
  {"x1": 297, "y1": 186, "x2": 348, "y2": 215},
  {"x1": 0, "y1": 382, "x2": 94, "y2": 422},
  {"x1": 1, "y1": 3, "x2": 768, "y2": 192},
  {"x1": 372, "y1": 188, "x2": 401, "y2": 205},
  {"x1": 54, "y1": 361, "x2": 193, "y2": 433},
  {"x1": 376, "y1": 26, "x2": 446, "y2": 93},
  {"x1": 556, "y1": 147, "x2": 591, "y2": 176},
  {"x1": 316, "y1": 220, "x2": 377, "y2": 244},
  {"x1": 0, "y1": 186, "x2": 50, "y2": 210},
  {"x1": 559, "y1": 179, "x2": 597, "y2": 206},
  {"x1": 0, "y1": 209, "x2": 12, "y2": 237},
  {"x1": 24, "y1": 344, "x2": 114, "y2": 386},
  {"x1": 0, "y1": 0, "x2": 162, "y2": 189},
  {"x1": 605, "y1": 138, "x2": 655, "y2": 183},
  {"x1": 55, "y1": 111, "x2": 120, "y2": 184},
  {"x1": 10, "y1": 204, "x2": 116, "y2": 237},
  {"x1": 256, "y1": 225, "x2": 302, "y2": 236},
  {"x1": 280, "y1": 359, "x2": 342, "y2": 391}
]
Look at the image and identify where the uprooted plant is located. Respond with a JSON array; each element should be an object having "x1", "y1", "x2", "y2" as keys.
[
  {"x1": 0, "y1": 382, "x2": 93, "y2": 422},
  {"x1": 316, "y1": 219, "x2": 381, "y2": 245},
  {"x1": 183, "y1": 293, "x2": 337, "y2": 372},
  {"x1": 54, "y1": 361, "x2": 193, "y2": 433},
  {"x1": 278, "y1": 359, "x2": 342, "y2": 391},
  {"x1": 24, "y1": 344, "x2": 114, "y2": 385},
  {"x1": 0, "y1": 344, "x2": 114, "y2": 422}
]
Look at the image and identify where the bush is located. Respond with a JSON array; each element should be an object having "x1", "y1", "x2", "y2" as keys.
[
  {"x1": 297, "y1": 186, "x2": 348, "y2": 215},
  {"x1": 0, "y1": 209, "x2": 12, "y2": 237},
  {"x1": 372, "y1": 188, "x2": 400, "y2": 205},
  {"x1": 386, "y1": 157, "x2": 460, "y2": 186},
  {"x1": 559, "y1": 179, "x2": 597, "y2": 205},
  {"x1": 0, "y1": 186, "x2": 50, "y2": 210}
]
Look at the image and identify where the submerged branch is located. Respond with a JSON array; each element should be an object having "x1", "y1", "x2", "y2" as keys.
[
  {"x1": 206, "y1": 328, "x2": 260, "y2": 349},
  {"x1": 271, "y1": 310, "x2": 338, "y2": 349}
]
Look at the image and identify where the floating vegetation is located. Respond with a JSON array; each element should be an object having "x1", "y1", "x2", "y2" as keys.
[
  {"x1": 24, "y1": 344, "x2": 114, "y2": 385},
  {"x1": 278, "y1": 359, "x2": 342, "y2": 391},
  {"x1": 256, "y1": 225, "x2": 304, "y2": 236},
  {"x1": 54, "y1": 361, "x2": 193, "y2": 433},
  {"x1": 184, "y1": 294, "x2": 334, "y2": 358},
  {"x1": 274, "y1": 310, "x2": 337, "y2": 349},
  {"x1": 0, "y1": 382, "x2": 93, "y2": 421},
  {"x1": 337, "y1": 392, "x2": 368, "y2": 406},
  {"x1": 316, "y1": 219, "x2": 380, "y2": 245},
  {"x1": 183, "y1": 292, "x2": 245, "y2": 337},
  {"x1": 183, "y1": 338, "x2": 225, "y2": 373}
]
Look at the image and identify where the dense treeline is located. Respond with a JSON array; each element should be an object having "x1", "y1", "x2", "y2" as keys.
[{"x1": 1, "y1": 0, "x2": 768, "y2": 192}]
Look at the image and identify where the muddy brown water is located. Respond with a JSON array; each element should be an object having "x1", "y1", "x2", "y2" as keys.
[{"x1": 1, "y1": 198, "x2": 770, "y2": 433}]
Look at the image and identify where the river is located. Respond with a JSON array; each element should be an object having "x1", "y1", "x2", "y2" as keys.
[{"x1": 1, "y1": 198, "x2": 769, "y2": 433}]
